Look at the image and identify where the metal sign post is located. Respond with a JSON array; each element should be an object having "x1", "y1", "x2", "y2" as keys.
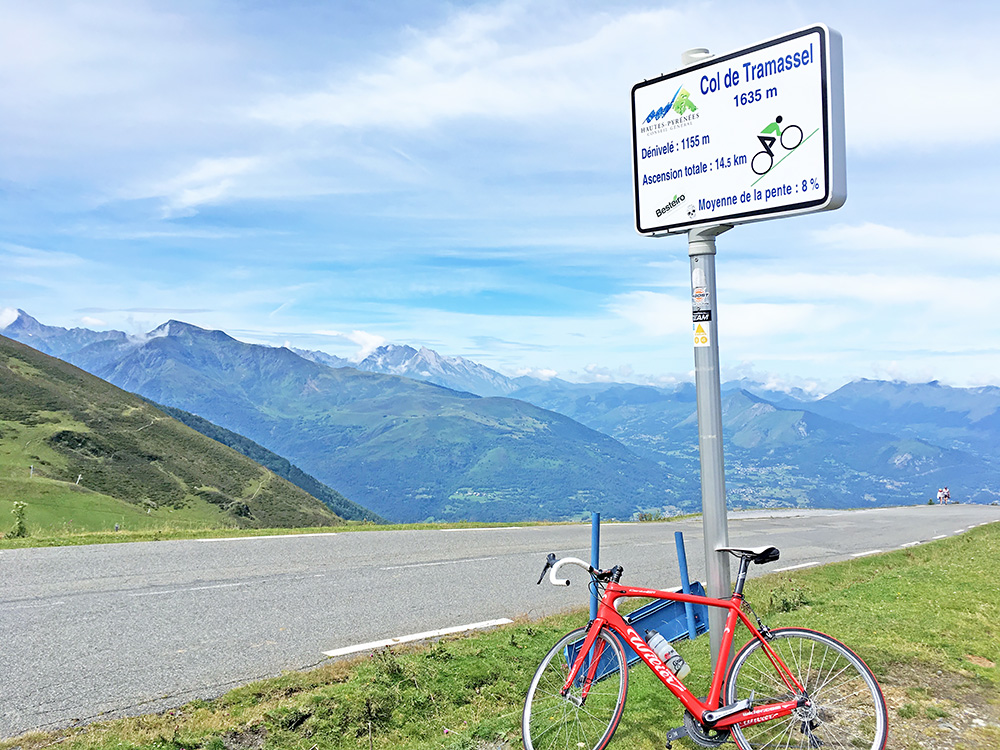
[{"x1": 689, "y1": 223, "x2": 732, "y2": 671}]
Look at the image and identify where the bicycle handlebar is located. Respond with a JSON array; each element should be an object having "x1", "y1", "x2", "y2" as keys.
[
  {"x1": 549, "y1": 556, "x2": 592, "y2": 586},
  {"x1": 536, "y1": 554, "x2": 622, "y2": 587}
]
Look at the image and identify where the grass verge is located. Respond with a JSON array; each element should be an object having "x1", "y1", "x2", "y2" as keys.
[
  {"x1": 0, "y1": 520, "x2": 564, "y2": 549},
  {"x1": 3, "y1": 523, "x2": 998, "y2": 750}
]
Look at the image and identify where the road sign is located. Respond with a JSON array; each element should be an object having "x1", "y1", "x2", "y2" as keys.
[{"x1": 632, "y1": 24, "x2": 845, "y2": 235}]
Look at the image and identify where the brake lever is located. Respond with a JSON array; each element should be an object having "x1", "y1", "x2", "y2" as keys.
[{"x1": 536, "y1": 553, "x2": 557, "y2": 584}]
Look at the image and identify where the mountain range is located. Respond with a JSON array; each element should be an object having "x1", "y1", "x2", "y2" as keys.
[
  {"x1": 4, "y1": 308, "x2": 999, "y2": 521},
  {"x1": 293, "y1": 344, "x2": 523, "y2": 398},
  {"x1": 511, "y1": 380, "x2": 1000, "y2": 508},
  {"x1": 2, "y1": 313, "x2": 682, "y2": 521}
]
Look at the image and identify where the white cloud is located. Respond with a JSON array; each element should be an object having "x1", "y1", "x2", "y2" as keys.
[
  {"x1": 606, "y1": 291, "x2": 689, "y2": 337},
  {"x1": 723, "y1": 362, "x2": 827, "y2": 397},
  {"x1": 244, "y1": 1, "x2": 1000, "y2": 159},
  {"x1": 313, "y1": 329, "x2": 387, "y2": 361},
  {"x1": 515, "y1": 367, "x2": 558, "y2": 380},
  {"x1": 722, "y1": 302, "x2": 838, "y2": 340},
  {"x1": 813, "y1": 223, "x2": 1000, "y2": 258},
  {"x1": 1, "y1": 244, "x2": 84, "y2": 268},
  {"x1": 249, "y1": 3, "x2": 696, "y2": 132},
  {"x1": 138, "y1": 156, "x2": 264, "y2": 218},
  {"x1": 845, "y1": 28, "x2": 1000, "y2": 151},
  {"x1": 722, "y1": 269, "x2": 999, "y2": 312},
  {"x1": 0, "y1": 308, "x2": 19, "y2": 329},
  {"x1": 0, "y1": 1, "x2": 245, "y2": 179}
]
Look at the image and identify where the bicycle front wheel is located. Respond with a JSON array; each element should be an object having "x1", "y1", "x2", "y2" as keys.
[
  {"x1": 522, "y1": 626, "x2": 628, "y2": 750},
  {"x1": 725, "y1": 628, "x2": 887, "y2": 750}
]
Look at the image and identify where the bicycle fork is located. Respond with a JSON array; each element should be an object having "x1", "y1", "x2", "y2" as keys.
[{"x1": 561, "y1": 628, "x2": 608, "y2": 704}]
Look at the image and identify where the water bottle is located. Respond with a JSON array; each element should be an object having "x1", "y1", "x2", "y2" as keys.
[{"x1": 645, "y1": 629, "x2": 691, "y2": 679}]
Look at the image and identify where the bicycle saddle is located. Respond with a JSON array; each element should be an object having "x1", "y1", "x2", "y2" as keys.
[{"x1": 716, "y1": 545, "x2": 780, "y2": 564}]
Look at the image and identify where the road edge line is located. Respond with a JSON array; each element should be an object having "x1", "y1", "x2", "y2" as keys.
[{"x1": 322, "y1": 618, "x2": 514, "y2": 658}]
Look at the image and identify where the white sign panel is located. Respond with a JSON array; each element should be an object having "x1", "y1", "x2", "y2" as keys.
[{"x1": 631, "y1": 24, "x2": 845, "y2": 235}]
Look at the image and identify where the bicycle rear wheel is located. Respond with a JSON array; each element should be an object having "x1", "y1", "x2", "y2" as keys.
[
  {"x1": 522, "y1": 626, "x2": 628, "y2": 750},
  {"x1": 725, "y1": 627, "x2": 887, "y2": 750}
]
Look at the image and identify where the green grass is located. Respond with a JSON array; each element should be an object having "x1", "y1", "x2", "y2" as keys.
[
  {"x1": 0, "y1": 477, "x2": 231, "y2": 534},
  {"x1": 0, "y1": 516, "x2": 561, "y2": 549},
  {"x1": 4, "y1": 522, "x2": 999, "y2": 749}
]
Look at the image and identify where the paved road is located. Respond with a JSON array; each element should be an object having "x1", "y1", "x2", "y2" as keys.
[{"x1": 3, "y1": 504, "x2": 998, "y2": 737}]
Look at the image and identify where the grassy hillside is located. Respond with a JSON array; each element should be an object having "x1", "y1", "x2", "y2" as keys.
[
  {"x1": 0, "y1": 334, "x2": 346, "y2": 533},
  {"x1": 154, "y1": 403, "x2": 385, "y2": 523}
]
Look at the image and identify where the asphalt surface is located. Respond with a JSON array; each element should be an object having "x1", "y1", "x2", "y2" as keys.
[{"x1": 3, "y1": 504, "x2": 998, "y2": 738}]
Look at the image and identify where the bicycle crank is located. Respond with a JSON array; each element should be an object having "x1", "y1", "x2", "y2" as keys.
[{"x1": 665, "y1": 710, "x2": 730, "y2": 748}]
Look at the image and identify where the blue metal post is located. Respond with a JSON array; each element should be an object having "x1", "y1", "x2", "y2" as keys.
[
  {"x1": 590, "y1": 512, "x2": 600, "y2": 620},
  {"x1": 675, "y1": 531, "x2": 698, "y2": 640}
]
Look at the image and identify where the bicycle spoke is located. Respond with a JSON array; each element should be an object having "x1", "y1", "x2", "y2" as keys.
[
  {"x1": 726, "y1": 629, "x2": 887, "y2": 750},
  {"x1": 523, "y1": 628, "x2": 628, "y2": 750}
]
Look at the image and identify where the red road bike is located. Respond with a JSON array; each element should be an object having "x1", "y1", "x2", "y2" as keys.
[{"x1": 522, "y1": 545, "x2": 888, "y2": 750}]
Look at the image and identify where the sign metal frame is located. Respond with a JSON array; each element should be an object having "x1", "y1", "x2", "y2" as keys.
[{"x1": 631, "y1": 24, "x2": 845, "y2": 235}]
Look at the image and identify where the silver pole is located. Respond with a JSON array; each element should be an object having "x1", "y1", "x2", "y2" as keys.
[{"x1": 688, "y1": 224, "x2": 733, "y2": 672}]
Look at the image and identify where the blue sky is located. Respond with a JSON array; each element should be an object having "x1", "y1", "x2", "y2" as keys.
[{"x1": 2, "y1": 0, "x2": 998, "y2": 393}]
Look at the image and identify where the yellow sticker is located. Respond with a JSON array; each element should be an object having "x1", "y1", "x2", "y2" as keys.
[{"x1": 693, "y1": 322, "x2": 710, "y2": 347}]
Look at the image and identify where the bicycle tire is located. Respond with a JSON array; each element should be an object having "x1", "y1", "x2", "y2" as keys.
[
  {"x1": 751, "y1": 150, "x2": 773, "y2": 176},
  {"x1": 522, "y1": 627, "x2": 628, "y2": 750},
  {"x1": 724, "y1": 627, "x2": 888, "y2": 750},
  {"x1": 781, "y1": 124, "x2": 803, "y2": 150}
]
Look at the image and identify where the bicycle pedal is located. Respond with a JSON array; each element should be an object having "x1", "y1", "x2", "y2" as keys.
[{"x1": 665, "y1": 725, "x2": 688, "y2": 748}]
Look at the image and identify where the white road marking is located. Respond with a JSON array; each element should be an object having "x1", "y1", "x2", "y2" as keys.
[
  {"x1": 901, "y1": 541, "x2": 921, "y2": 548},
  {"x1": 850, "y1": 549, "x2": 882, "y2": 558},
  {"x1": 129, "y1": 582, "x2": 246, "y2": 597},
  {"x1": 443, "y1": 527, "x2": 522, "y2": 532},
  {"x1": 322, "y1": 619, "x2": 514, "y2": 658},
  {"x1": 13, "y1": 600, "x2": 65, "y2": 610},
  {"x1": 774, "y1": 561, "x2": 819, "y2": 572},
  {"x1": 197, "y1": 533, "x2": 342, "y2": 543},
  {"x1": 382, "y1": 556, "x2": 497, "y2": 571},
  {"x1": 933, "y1": 535, "x2": 947, "y2": 540}
]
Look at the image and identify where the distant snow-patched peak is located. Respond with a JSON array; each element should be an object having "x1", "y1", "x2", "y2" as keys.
[
  {"x1": 2, "y1": 309, "x2": 133, "y2": 358},
  {"x1": 290, "y1": 347, "x2": 351, "y2": 369},
  {"x1": 2, "y1": 309, "x2": 49, "y2": 335},
  {"x1": 146, "y1": 320, "x2": 236, "y2": 345},
  {"x1": 148, "y1": 320, "x2": 199, "y2": 338},
  {"x1": 362, "y1": 344, "x2": 419, "y2": 372},
  {"x1": 293, "y1": 341, "x2": 518, "y2": 397}
]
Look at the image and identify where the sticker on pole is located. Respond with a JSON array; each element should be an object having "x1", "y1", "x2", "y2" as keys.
[
  {"x1": 693, "y1": 322, "x2": 710, "y2": 347},
  {"x1": 631, "y1": 24, "x2": 845, "y2": 235}
]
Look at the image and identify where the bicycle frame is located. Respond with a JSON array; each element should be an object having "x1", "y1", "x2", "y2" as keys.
[{"x1": 563, "y1": 582, "x2": 807, "y2": 731}]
